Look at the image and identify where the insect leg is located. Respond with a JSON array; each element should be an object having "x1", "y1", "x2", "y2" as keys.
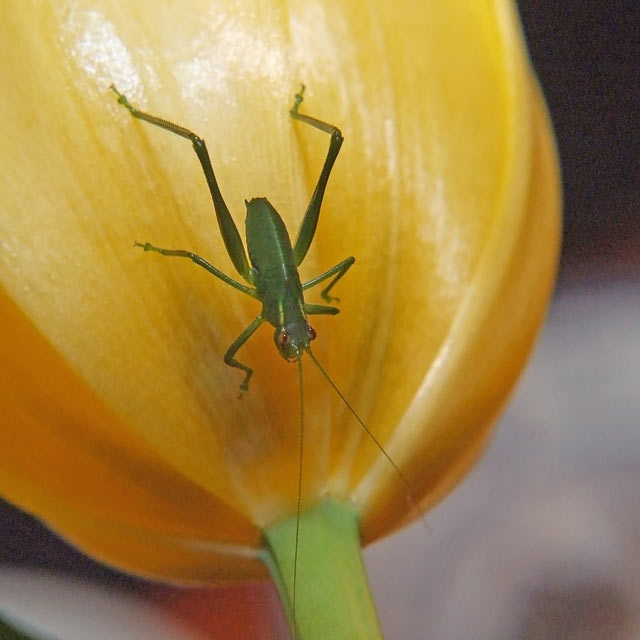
[
  {"x1": 110, "y1": 85, "x2": 253, "y2": 283},
  {"x1": 224, "y1": 315, "x2": 265, "y2": 393},
  {"x1": 134, "y1": 242, "x2": 257, "y2": 298},
  {"x1": 304, "y1": 303, "x2": 339, "y2": 316},
  {"x1": 302, "y1": 256, "x2": 355, "y2": 303},
  {"x1": 290, "y1": 85, "x2": 344, "y2": 267}
]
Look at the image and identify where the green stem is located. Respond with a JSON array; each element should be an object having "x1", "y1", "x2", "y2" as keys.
[{"x1": 262, "y1": 499, "x2": 384, "y2": 640}]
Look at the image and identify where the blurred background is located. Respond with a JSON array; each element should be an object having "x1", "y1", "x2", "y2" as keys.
[{"x1": 1, "y1": 2, "x2": 638, "y2": 638}]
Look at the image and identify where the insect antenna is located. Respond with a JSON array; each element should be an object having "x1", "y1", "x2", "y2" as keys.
[
  {"x1": 305, "y1": 348, "x2": 430, "y2": 535},
  {"x1": 292, "y1": 356, "x2": 304, "y2": 640}
]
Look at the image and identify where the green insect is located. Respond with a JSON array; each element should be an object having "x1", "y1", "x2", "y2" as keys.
[
  {"x1": 111, "y1": 84, "x2": 352, "y2": 393},
  {"x1": 110, "y1": 83, "x2": 422, "y2": 637}
]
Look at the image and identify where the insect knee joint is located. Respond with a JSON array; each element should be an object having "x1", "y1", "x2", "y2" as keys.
[{"x1": 191, "y1": 135, "x2": 205, "y2": 150}]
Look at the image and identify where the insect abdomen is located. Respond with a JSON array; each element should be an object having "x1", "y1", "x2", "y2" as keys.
[{"x1": 245, "y1": 198, "x2": 304, "y2": 325}]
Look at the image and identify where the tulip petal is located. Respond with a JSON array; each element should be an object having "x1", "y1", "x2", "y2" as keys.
[
  {"x1": 0, "y1": 0, "x2": 560, "y2": 581},
  {"x1": 0, "y1": 290, "x2": 263, "y2": 579}
]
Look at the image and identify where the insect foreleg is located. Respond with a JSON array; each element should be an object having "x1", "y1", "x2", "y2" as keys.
[
  {"x1": 111, "y1": 85, "x2": 253, "y2": 283},
  {"x1": 134, "y1": 243, "x2": 257, "y2": 298},
  {"x1": 224, "y1": 315, "x2": 265, "y2": 394},
  {"x1": 302, "y1": 256, "x2": 355, "y2": 303},
  {"x1": 289, "y1": 86, "x2": 344, "y2": 267}
]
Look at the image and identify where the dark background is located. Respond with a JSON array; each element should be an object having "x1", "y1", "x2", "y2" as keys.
[
  {"x1": 517, "y1": 0, "x2": 639, "y2": 282},
  {"x1": 1, "y1": 2, "x2": 638, "y2": 638}
]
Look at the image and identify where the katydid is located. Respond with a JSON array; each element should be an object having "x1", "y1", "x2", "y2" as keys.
[{"x1": 110, "y1": 84, "x2": 424, "y2": 637}]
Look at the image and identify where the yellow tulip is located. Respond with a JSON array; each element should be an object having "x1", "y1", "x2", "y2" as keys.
[{"x1": 0, "y1": 0, "x2": 560, "y2": 637}]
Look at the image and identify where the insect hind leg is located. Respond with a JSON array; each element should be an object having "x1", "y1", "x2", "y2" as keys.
[
  {"x1": 290, "y1": 85, "x2": 344, "y2": 267},
  {"x1": 110, "y1": 85, "x2": 253, "y2": 283}
]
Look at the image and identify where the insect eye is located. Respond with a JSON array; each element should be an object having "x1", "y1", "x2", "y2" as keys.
[
  {"x1": 307, "y1": 324, "x2": 317, "y2": 340},
  {"x1": 277, "y1": 330, "x2": 291, "y2": 347}
]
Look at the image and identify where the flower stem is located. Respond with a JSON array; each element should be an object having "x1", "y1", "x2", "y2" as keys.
[{"x1": 263, "y1": 499, "x2": 384, "y2": 640}]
